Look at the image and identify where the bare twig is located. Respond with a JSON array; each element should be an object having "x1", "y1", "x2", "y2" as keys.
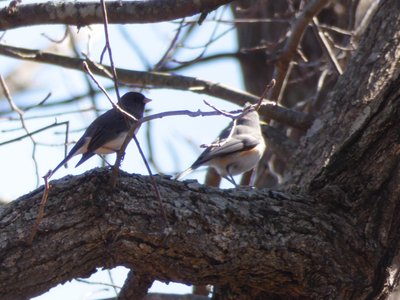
[
  {"x1": 0, "y1": 75, "x2": 41, "y2": 185},
  {"x1": 0, "y1": 43, "x2": 314, "y2": 129},
  {"x1": 200, "y1": 117, "x2": 238, "y2": 148},
  {"x1": 270, "y1": 0, "x2": 332, "y2": 101},
  {"x1": 100, "y1": 0, "x2": 121, "y2": 101},
  {"x1": 200, "y1": 99, "x2": 252, "y2": 148},
  {"x1": 173, "y1": 26, "x2": 235, "y2": 63},
  {"x1": 256, "y1": 79, "x2": 275, "y2": 111},
  {"x1": 28, "y1": 170, "x2": 51, "y2": 244},
  {"x1": 67, "y1": 26, "x2": 100, "y2": 121},
  {"x1": 312, "y1": 17, "x2": 343, "y2": 75},
  {"x1": 277, "y1": 61, "x2": 294, "y2": 104},
  {"x1": 41, "y1": 26, "x2": 69, "y2": 43},
  {"x1": 24, "y1": 92, "x2": 52, "y2": 112},
  {"x1": 203, "y1": 99, "x2": 240, "y2": 118},
  {"x1": 144, "y1": 121, "x2": 164, "y2": 174},
  {"x1": 75, "y1": 278, "x2": 121, "y2": 289},
  {"x1": 83, "y1": 61, "x2": 137, "y2": 121},
  {"x1": 200, "y1": 80, "x2": 273, "y2": 149},
  {"x1": 140, "y1": 108, "x2": 242, "y2": 123},
  {"x1": 107, "y1": 269, "x2": 119, "y2": 297},
  {"x1": 353, "y1": 0, "x2": 380, "y2": 44},
  {"x1": 0, "y1": 121, "x2": 69, "y2": 146},
  {"x1": 173, "y1": 7, "x2": 234, "y2": 66},
  {"x1": 154, "y1": 18, "x2": 185, "y2": 70},
  {"x1": 2, "y1": 107, "x2": 96, "y2": 122}
]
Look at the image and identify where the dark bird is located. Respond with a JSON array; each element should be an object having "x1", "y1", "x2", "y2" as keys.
[
  {"x1": 176, "y1": 106, "x2": 266, "y2": 186},
  {"x1": 51, "y1": 92, "x2": 151, "y2": 176}
]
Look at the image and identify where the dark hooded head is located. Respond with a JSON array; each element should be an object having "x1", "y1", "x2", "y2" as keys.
[{"x1": 118, "y1": 92, "x2": 151, "y2": 119}]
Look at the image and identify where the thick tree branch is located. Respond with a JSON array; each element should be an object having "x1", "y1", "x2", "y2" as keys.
[
  {"x1": 118, "y1": 270, "x2": 154, "y2": 300},
  {"x1": 0, "y1": 43, "x2": 314, "y2": 129},
  {"x1": 0, "y1": 169, "x2": 370, "y2": 300},
  {"x1": 0, "y1": 0, "x2": 233, "y2": 31}
]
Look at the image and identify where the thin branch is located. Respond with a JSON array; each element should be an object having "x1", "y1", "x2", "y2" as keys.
[
  {"x1": 256, "y1": 79, "x2": 276, "y2": 111},
  {"x1": 277, "y1": 61, "x2": 295, "y2": 103},
  {"x1": 154, "y1": 18, "x2": 185, "y2": 71},
  {"x1": 82, "y1": 61, "x2": 137, "y2": 121},
  {"x1": 75, "y1": 278, "x2": 121, "y2": 289},
  {"x1": 0, "y1": 91, "x2": 95, "y2": 116},
  {"x1": 144, "y1": 121, "x2": 164, "y2": 174},
  {"x1": 0, "y1": 43, "x2": 313, "y2": 129},
  {"x1": 353, "y1": 0, "x2": 381, "y2": 44},
  {"x1": 2, "y1": 107, "x2": 98, "y2": 122},
  {"x1": 100, "y1": 0, "x2": 121, "y2": 101},
  {"x1": 172, "y1": 17, "x2": 291, "y2": 25},
  {"x1": 0, "y1": 121, "x2": 69, "y2": 146},
  {"x1": 201, "y1": 117, "x2": 238, "y2": 148},
  {"x1": 173, "y1": 8, "x2": 234, "y2": 65},
  {"x1": 67, "y1": 26, "x2": 100, "y2": 119},
  {"x1": 312, "y1": 17, "x2": 343, "y2": 75},
  {"x1": 28, "y1": 170, "x2": 51, "y2": 244},
  {"x1": 41, "y1": 26, "x2": 69, "y2": 43},
  {"x1": 107, "y1": 269, "x2": 119, "y2": 297},
  {"x1": 160, "y1": 52, "x2": 242, "y2": 72},
  {"x1": 202, "y1": 99, "x2": 240, "y2": 118},
  {"x1": 0, "y1": 75, "x2": 41, "y2": 185},
  {"x1": 270, "y1": 0, "x2": 332, "y2": 101}
]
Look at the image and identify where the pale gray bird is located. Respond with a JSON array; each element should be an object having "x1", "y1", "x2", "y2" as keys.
[
  {"x1": 51, "y1": 92, "x2": 151, "y2": 175},
  {"x1": 176, "y1": 106, "x2": 266, "y2": 186}
]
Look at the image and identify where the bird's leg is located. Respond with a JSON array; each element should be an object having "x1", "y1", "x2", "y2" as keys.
[
  {"x1": 98, "y1": 154, "x2": 112, "y2": 167},
  {"x1": 225, "y1": 172, "x2": 238, "y2": 188}
]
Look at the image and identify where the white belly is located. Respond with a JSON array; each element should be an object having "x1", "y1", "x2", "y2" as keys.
[{"x1": 94, "y1": 132, "x2": 130, "y2": 154}]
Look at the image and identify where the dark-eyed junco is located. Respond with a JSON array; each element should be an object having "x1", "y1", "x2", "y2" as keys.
[
  {"x1": 176, "y1": 105, "x2": 266, "y2": 186},
  {"x1": 51, "y1": 92, "x2": 151, "y2": 175}
]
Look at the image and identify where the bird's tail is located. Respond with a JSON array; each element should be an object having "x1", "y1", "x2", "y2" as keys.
[
  {"x1": 50, "y1": 153, "x2": 74, "y2": 177},
  {"x1": 175, "y1": 167, "x2": 194, "y2": 181}
]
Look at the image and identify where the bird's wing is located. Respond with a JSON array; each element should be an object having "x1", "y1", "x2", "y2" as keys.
[
  {"x1": 85, "y1": 110, "x2": 131, "y2": 153},
  {"x1": 192, "y1": 134, "x2": 260, "y2": 168}
]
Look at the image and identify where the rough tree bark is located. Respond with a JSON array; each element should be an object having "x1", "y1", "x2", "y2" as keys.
[
  {"x1": 1, "y1": 0, "x2": 400, "y2": 299},
  {"x1": 0, "y1": 0, "x2": 233, "y2": 30},
  {"x1": 0, "y1": 170, "x2": 374, "y2": 299}
]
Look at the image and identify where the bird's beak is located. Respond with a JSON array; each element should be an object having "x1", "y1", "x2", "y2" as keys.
[{"x1": 144, "y1": 97, "x2": 152, "y2": 104}]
